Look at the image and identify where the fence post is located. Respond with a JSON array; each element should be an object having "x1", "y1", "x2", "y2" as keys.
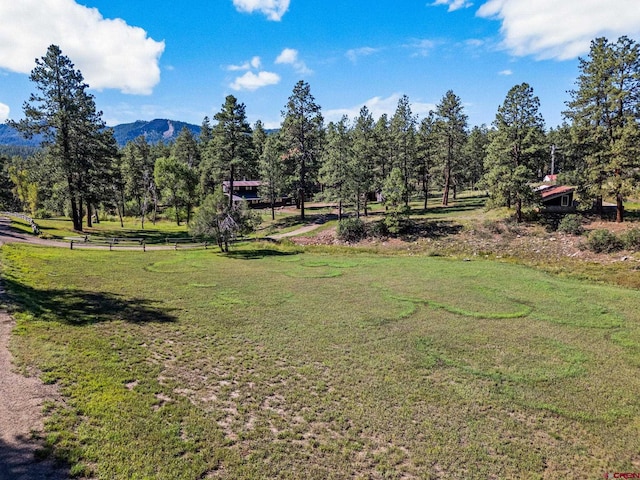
[
  {"x1": 142, "y1": 240, "x2": 146, "y2": 252},
  {"x1": 109, "y1": 241, "x2": 113, "y2": 251},
  {"x1": 70, "y1": 240, "x2": 73, "y2": 250}
]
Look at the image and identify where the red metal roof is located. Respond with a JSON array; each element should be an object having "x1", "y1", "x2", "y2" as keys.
[{"x1": 540, "y1": 185, "x2": 574, "y2": 199}]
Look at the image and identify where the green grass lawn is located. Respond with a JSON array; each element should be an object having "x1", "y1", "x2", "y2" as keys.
[{"x1": 3, "y1": 243, "x2": 640, "y2": 478}]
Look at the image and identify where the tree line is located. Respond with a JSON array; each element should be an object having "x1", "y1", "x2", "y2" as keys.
[{"x1": 2, "y1": 37, "x2": 639, "y2": 236}]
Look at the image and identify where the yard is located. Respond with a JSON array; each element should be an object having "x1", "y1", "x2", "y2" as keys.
[{"x1": 2, "y1": 243, "x2": 640, "y2": 478}]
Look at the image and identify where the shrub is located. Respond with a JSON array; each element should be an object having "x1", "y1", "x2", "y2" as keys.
[
  {"x1": 621, "y1": 228, "x2": 640, "y2": 250},
  {"x1": 34, "y1": 208, "x2": 52, "y2": 219},
  {"x1": 586, "y1": 229, "x2": 623, "y2": 253},
  {"x1": 557, "y1": 214, "x2": 585, "y2": 235},
  {"x1": 336, "y1": 218, "x2": 366, "y2": 242},
  {"x1": 482, "y1": 219, "x2": 504, "y2": 234},
  {"x1": 367, "y1": 220, "x2": 389, "y2": 239}
]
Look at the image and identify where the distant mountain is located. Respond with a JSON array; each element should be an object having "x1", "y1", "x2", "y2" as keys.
[
  {"x1": 111, "y1": 119, "x2": 201, "y2": 146},
  {"x1": 0, "y1": 119, "x2": 201, "y2": 148},
  {"x1": 0, "y1": 124, "x2": 43, "y2": 147}
]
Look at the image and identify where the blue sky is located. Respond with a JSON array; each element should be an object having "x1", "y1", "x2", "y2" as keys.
[{"x1": 1, "y1": 0, "x2": 639, "y2": 130}]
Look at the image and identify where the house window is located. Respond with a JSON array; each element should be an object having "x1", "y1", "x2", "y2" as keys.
[{"x1": 561, "y1": 195, "x2": 569, "y2": 207}]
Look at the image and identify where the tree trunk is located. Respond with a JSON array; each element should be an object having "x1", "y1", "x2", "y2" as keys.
[
  {"x1": 442, "y1": 171, "x2": 450, "y2": 206},
  {"x1": 338, "y1": 199, "x2": 342, "y2": 221},
  {"x1": 516, "y1": 198, "x2": 523, "y2": 223},
  {"x1": 86, "y1": 203, "x2": 92, "y2": 228},
  {"x1": 616, "y1": 192, "x2": 624, "y2": 223},
  {"x1": 118, "y1": 203, "x2": 124, "y2": 228},
  {"x1": 271, "y1": 200, "x2": 275, "y2": 221},
  {"x1": 228, "y1": 165, "x2": 235, "y2": 210},
  {"x1": 300, "y1": 188, "x2": 305, "y2": 221}
]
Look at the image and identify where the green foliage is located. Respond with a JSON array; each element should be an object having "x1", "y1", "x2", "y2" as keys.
[
  {"x1": 336, "y1": 217, "x2": 366, "y2": 242},
  {"x1": 189, "y1": 188, "x2": 260, "y2": 251},
  {"x1": 586, "y1": 229, "x2": 623, "y2": 253},
  {"x1": 565, "y1": 36, "x2": 640, "y2": 222},
  {"x1": 557, "y1": 214, "x2": 585, "y2": 235},
  {"x1": 367, "y1": 219, "x2": 389, "y2": 239},
  {"x1": 154, "y1": 156, "x2": 198, "y2": 225},
  {"x1": 10, "y1": 45, "x2": 118, "y2": 231},
  {"x1": 381, "y1": 167, "x2": 410, "y2": 234},
  {"x1": 200, "y1": 95, "x2": 254, "y2": 198},
  {"x1": 621, "y1": 228, "x2": 640, "y2": 250},
  {"x1": 482, "y1": 83, "x2": 546, "y2": 222},
  {"x1": 280, "y1": 80, "x2": 324, "y2": 220},
  {"x1": 435, "y1": 90, "x2": 468, "y2": 206}
]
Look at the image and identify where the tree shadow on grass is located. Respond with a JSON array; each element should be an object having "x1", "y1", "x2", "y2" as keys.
[
  {"x1": 0, "y1": 436, "x2": 69, "y2": 480},
  {"x1": 224, "y1": 248, "x2": 300, "y2": 260},
  {"x1": 400, "y1": 220, "x2": 464, "y2": 242},
  {"x1": 3, "y1": 278, "x2": 177, "y2": 326}
]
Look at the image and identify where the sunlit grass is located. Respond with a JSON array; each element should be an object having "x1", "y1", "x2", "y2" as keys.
[{"x1": 3, "y1": 243, "x2": 640, "y2": 478}]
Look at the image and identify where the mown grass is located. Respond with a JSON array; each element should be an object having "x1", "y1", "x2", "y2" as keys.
[
  {"x1": 3, "y1": 243, "x2": 640, "y2": 479},
  {"x1": 33, "y1": 217, "x2": 191, "y2": 242}
]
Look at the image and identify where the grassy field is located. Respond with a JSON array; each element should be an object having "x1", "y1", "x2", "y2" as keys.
[{"x1": 2, "y1": 242, "x2": 640, "y2": 479}]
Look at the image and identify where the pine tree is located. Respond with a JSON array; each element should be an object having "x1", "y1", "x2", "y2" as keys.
[
  {"x1": 259, "y1": 133, "x2": 287, "y2": 221},
  {"x1": 565, "y1": 36, "x2": 640, "y2": 222},
  {"x1": 280, "y1": 80, "x2": 324, "y2": 221},
  {"x1": 320, "y1": 117, "x2": 352, "y2": 220},
  {"x1": 201, "y1": 95, "x2": 253, "y2": 207},
  {"x1": 10, "y1": 45, "x2": 115, "y2": 231},
  {"x1": 351, "y1": 106, "x2": 377, "y2": 216},
  {"x1": 390, "y1": 95, "x2": 416, "y2": 208},
  {"x1": 415, "y1": 113, "x2": 438, "y2": 210},
  {"x1": 435, "y1": 91, "x2": 468, "y2": 206},
  {"x1": 483, "y1": 83, "x2": 546, "y2": 222}
]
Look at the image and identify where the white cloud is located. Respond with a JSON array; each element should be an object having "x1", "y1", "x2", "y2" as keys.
[
  {"x1": 232, "y1": 0, "x2": 290, "y2": 21},
  {"x1": 325, "y1": 94, "x2": 436, "y2": 123},
  {"x1": 346, "y1": 47, "x2": 380, "y2": 63},
  {"x1": 230, "y1": 71, "x2": 281, "y2": 91},
  {"x1": 0, "y1": 0, "x2": 164, "y2": 95},
  {"x1": 477, "y1": 0, "x2": 640, "y2": 60},
  {"x1": 498, "y1": 69, "x2": 513, "y2": 75},
  {"x1": 228, "y1": 56, "x2": 262, "y2": 71},
  {"x1": 275, "y1": 48, "x2": 312, "y2": 74},
  {"x1": 0, "y1": 103, "x2": 9, "y2": 122},
  {"x1": 405, "y1": 39, "x2": 438, "y2": 57},
  {"x1": 431, "y1": 0, "x2": 474, "y2": 12}
]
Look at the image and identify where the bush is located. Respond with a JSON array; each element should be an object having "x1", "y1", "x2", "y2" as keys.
[
  {"x1": 585, "y1": 229, "x2": 623, "y2": 253},
  {"x1": 336, "y1": 218, "x2": 366, "y2": 242},
  {"x1": 34, "y1": 208, "x2": 52, "y2": 219},
  {"x1": 367, "y1": 220, "x2": 389, "y2": 239},
  {"x1": 621, "y1": 228, "x2": 640, "y2": 250},
  {"x1": 482, "y1": 219, "x2": 504, "y2": 234},
  {"x1": 557, "y1": 214, "x2": 585, "y2": 235}
]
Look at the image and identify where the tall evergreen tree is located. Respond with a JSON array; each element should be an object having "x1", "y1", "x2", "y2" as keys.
[
  {"x1": 259, "y1": 133, "x2": 287, "y2": 221},
  {"x1": 463, "y1": 125, "x2": 489, "y2": 191},
  {"x1": 201, "y1": 95, "x2": 253, "y2": 207},
  {"x1": 565, "y1": 36, "x2": 640, "y2": 222},
  {"x1": 280, "y1": 80, "x2": 324, "y2": 221},
  {"x1": 390, "y1": 95, "x2": 416, "y2": 208},
  {"x1": 435, "y1": 90, "x2": 468, "y2": 206},
  {"x1": 10, "y1": 45, "x2": 114, "y2": 231},
  {"x1": 351, "y1": 106, "x2": 377, "y2": 216},
  {"x1": 320, "y1": 116, "x2": 352, "y2": 220},
  {"x1": 373, "y1": 114, "x2": 392, "y2": 199},
  {"x1": 415, "y1": 112, "x2": 438, "y2": 210},
  {"x1": 122, "y1": 136, "x2": 156, "y2": 228},
  {"x1": 483, "y1": 83, "x2": 546, "y2": 222}
]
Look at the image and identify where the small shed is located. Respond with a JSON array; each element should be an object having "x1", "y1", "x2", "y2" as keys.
[{"x1": 540, "y1": 185, "x2": 576, "y2": 212}]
